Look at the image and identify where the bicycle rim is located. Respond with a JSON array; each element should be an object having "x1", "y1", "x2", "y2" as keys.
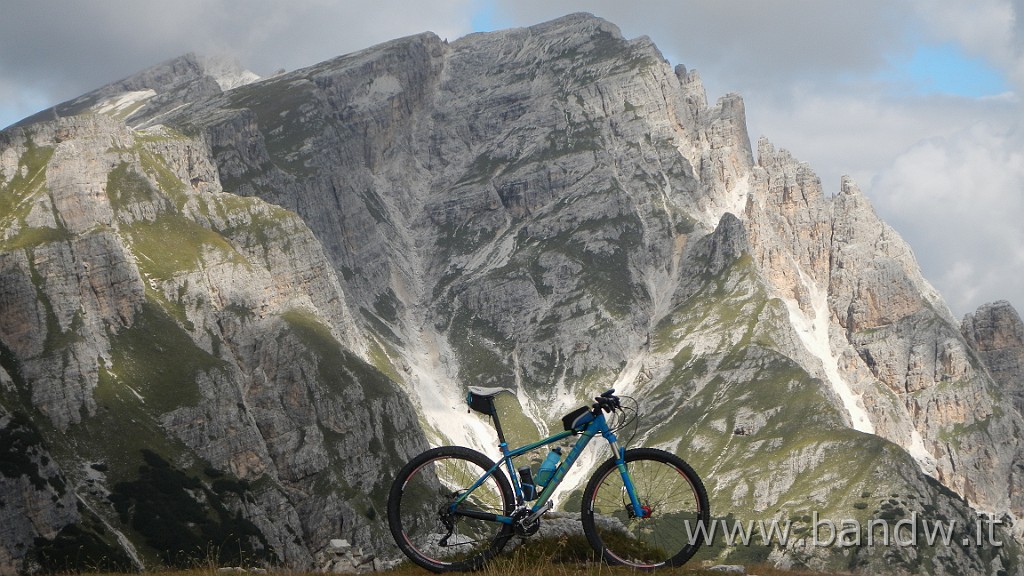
[
  {"x1": 583, "y1": 449, "x2": 708, "y2": 569},
  {"x1": 390, "y1": 448, "x2": 512, "y2": 572}
]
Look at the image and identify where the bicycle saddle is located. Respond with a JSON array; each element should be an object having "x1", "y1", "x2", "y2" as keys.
[
  {"x1": 467, "y1": 386, "x2": 510, "y2": 398},
  {"x1": 466, "y1": 386, "x2": 513, "y2": 415}
]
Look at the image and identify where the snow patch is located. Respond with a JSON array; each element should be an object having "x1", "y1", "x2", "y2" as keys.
[
  {"x1": 196, "y1": 54, "x2": 260, "y2": 91},
  {"x1": 783, "y1": 271, "x2": 875, "y2": 434},
  {"x1": 908, "y1": 429, "x2": 938, "y2": 476},
  {"x1": 698, "y1": 174, "x2": 751, "y2": 229},
  {"x1": 404, "y1": 328, "x2": 497, "y2": 453},
  {"x1": 94, "y1": 90, "x2": 156, "y2": 116}
]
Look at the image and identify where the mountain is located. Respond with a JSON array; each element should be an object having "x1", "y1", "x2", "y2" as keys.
[
  {"x1": 2, "y1": 12, "x2": 1023, "y2": 574},
  {"x1": 0, "y1": 105, "x2": 424, "y2": 570}
]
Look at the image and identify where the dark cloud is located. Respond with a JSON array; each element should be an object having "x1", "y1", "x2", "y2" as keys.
[
  {"x1": 0, "y1": 0, "x2": 473, "y2": 118},
  {"x1": 487, "y1": 0, "x2": 914, "y2": 95}
]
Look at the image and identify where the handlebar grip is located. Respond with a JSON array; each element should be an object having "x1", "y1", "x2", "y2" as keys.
[{"x1": 593, "y1": 393, "x2": 620, "y2": 413}]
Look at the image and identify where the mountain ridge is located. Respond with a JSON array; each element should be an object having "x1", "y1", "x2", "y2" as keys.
[{"x1": 2, "y1": 12, "x2": 1023, "y2": 574}]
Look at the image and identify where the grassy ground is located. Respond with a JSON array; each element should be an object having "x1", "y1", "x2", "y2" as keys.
[
  {"x1": 72, "y1": 561, "x2": 839, "y2": 569},
  {"x1": 73, "y1": 567, "x2": 840, "y2": 576},
  {"x1": 73, "y1": 555, "x2": 843, "y2": 576},
  {"x1": 59, "y1": 535, "x2": 845, "y2": 576}
]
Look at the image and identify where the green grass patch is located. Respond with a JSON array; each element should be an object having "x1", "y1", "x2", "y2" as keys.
[
  {"x1": 107, "y1": 299, "x2": 222, "y2": 413},
  {"x1": 214, "y1": 197, "x2": 297, "y2": 254},
  {"x1": 136, "y1": 125, "x2": 189, "y2": 143},
  {"x1": 106, "y1": 162, "x2": 160, "y2": 212},
  {"x1": 489, "y1": 392, "x2": 543, "y2": 449},
  {"x1": 125, "y1": 214, "x2": 247, "y2": 281},
  {"x1": 281, "y1": 308, "x2": 401, "y2": 403},
  {"x1": 0, "y1": 142, "x2": 54, "y2": 227},
  {"x1": 71, "y1": 365, "x2": 192, "y2": 485},
  {"x1": 30, "y1": 511, "x2": 136, "y2": 574},
  {"x1": 367, "y1": 337, "x2": 403, "y2": 385},
  {"x1": 138, "y1": 148, "x2": 188, "y2": 209},
  {"x1": 0, "y1": 226, "x2": 69, "y2": 252},
  {"x1": 109, "y1": 449, "x2": 276, "y2": 569}
]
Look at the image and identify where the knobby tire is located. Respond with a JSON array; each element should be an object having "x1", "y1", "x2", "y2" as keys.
[
  {"x1": 581, "y1": 447, "x2": 710, "y2": 569},
  {"x1": 387, "y1": 446, "x2": 514, "y2": 572}
]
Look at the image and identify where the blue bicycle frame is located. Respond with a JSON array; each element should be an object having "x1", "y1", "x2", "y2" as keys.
[{"x1": 449, "y1": 409, "x2": 643, "y2": 524}]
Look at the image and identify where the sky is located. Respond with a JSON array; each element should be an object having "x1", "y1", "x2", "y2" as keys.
[{"x1": 1, "y1": 0, "x2": 1022, "y2": 320}]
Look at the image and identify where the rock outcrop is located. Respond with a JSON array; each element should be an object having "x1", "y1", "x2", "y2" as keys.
[
  {"x1": 963, "y1": 301, "x2": 1024, "y2": 412},
  {"x1": 0, "y1": 115, "x2": 426, "y2": 572}
]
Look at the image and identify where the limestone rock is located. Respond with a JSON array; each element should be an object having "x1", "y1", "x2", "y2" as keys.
[
  {"x1": 963, "y1": 301, "x2": 1024, "y2": 412},
  {"x1": 0, "y1": 114, "x2": 426, "y2": 572}
]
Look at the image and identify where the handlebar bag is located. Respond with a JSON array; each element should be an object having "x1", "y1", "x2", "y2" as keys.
[{"x1": 562, "y1": 406, "x2": 594, "y2": 432}]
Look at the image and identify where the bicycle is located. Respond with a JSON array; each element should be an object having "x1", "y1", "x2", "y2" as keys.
[{"x1": 386, "y1": 386, "x2": 710, "y2": 572}]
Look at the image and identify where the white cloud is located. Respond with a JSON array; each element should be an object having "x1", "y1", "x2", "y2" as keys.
[
  {"x1": 872, "y1": 121, "x2": 1024, "y2": 317},
  {"x1": 0, "y1": 0, "x2": 477, "y2": 127},
  {"x1": 911, "y1": 0, "x2": 1016, "y2": 51},
  {"x1": 910, "y1": 0, "x2": 1024, "y2": 91}
]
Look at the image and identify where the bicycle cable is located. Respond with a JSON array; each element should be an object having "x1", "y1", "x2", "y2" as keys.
[{"x1": 610, "y1": 394, "x2": 640, "y2": 447}]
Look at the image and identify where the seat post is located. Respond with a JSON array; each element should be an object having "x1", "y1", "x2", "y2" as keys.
[{"x1": 490, "y1": 409, "x2": 508, "y2": 446}]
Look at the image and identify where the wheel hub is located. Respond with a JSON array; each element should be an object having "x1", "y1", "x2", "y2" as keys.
[{"x1": 626, "y1": 502, "x2": 654, "y2": 519}]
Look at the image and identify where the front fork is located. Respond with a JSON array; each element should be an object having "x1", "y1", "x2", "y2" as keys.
[{"x1": 609, "y1": 438, "x2": 650, "y2": 519}]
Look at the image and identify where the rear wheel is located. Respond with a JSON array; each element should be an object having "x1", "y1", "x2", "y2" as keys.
[
  {"x1": 387, "y1": 446, "x2": 514, "y2": 572},
  {"x1": 581, "y1": 448, "x2": 709, "y2": 569}
]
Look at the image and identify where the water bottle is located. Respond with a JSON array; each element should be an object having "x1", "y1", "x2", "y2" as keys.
[
  {"x1": 534, "y1": 447, "x2": 562, "y2": 487},
  {"x1": 518, "y1": 466, "x2": 537, "y2": 501}
]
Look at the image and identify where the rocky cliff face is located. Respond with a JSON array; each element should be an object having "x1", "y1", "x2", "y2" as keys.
[
  {"x1": 964, "y1": 302, "x2": 1024, "y2": 410},
  {"x1": 3, "y1": 12, "x2": 1023, "y2": 574},
  {"x1": 0, "y1": 114, "x2": 426, "y2": 572}
]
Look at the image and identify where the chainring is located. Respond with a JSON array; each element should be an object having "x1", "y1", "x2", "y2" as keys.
[{"x1": 511, "y1": 508, "x2": 541, "y2": 537}]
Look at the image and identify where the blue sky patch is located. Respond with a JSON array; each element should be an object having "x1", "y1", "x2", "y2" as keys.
[
  {"x1": 881, "y1": 42, "x2": 1010, "y2": 98},
  {"x1": 471, "y1": 0, "x2": 500, "y2": 33}
]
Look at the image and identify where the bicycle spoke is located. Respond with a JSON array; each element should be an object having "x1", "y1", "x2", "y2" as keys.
[
  {"x1": 582, "y1": 448, "x2": 709, "y2": 569},
  {"x1": 388, "y1": 446, "x2": 513, "y2": 572}
]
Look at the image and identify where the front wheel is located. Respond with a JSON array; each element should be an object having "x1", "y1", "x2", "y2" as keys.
[
  {"x1": 581, "y1": 448, "x2": 710, "y2": 569},
  {"x1": 387, "y1": 446, "x2": 514, "y2": 572}
]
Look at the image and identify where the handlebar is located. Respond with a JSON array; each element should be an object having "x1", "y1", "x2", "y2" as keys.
[{"x1": 592, "y1": 389, "x2": 620, "y2": 413}]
